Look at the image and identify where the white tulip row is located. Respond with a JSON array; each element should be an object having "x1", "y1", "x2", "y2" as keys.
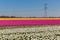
[{"x1": 0, "y1": 26, "x2": 59, "y2": 40}]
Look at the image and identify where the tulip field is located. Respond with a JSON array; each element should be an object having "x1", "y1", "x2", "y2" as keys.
[
  {"x1": 0, "y1": 18, "x2": 60, "y2": 40},
  {"x1": 0, "y1": 26, "x2": 60, "y2": 40},
  {"x1": 0, "y1": 18, "x2": 60, "y2": 26}
]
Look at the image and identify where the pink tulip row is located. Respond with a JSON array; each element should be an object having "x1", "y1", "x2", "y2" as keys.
[{"x1": 0, "y1": 20, "x2": 59, "y2": 27}]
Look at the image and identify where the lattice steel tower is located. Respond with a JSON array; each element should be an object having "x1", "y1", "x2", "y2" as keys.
[{"x1": 44, "y1": 3, "x2": 48, "y2": 17}]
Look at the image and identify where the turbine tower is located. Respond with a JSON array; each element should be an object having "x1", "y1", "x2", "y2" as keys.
[{"x1": 44, "y1": 3, "x2": 48, "y2": 17}]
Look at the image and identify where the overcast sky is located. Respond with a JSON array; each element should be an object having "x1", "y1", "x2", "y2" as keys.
[{"x1": 0, "y1": 0, "x2": 60, "y2": 17}]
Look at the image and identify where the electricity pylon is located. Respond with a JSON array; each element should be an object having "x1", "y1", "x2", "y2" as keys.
[{"x1": 44, "y1": 3, "x2": 48, "y2": 17}]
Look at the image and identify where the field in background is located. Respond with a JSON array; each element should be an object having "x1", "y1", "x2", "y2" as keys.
[
  {"x1": 0, "y1": 18, "x2": 60, "y2": 26},
  {"x1": 0, "y1": 25, "x2": 60, "y2": 40}
]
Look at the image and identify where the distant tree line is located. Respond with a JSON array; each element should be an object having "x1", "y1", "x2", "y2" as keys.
[
  {"x1": 0, "y1": 16, "x2": 17, "y2": 18},
  {"x1": 0, "y1": 16, "x2": 60, "y2": 18}
]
